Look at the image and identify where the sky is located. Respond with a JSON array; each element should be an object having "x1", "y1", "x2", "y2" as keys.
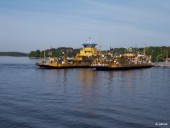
[{"x1": 0, "y1": 0, "x2": 170, "y2": 52}]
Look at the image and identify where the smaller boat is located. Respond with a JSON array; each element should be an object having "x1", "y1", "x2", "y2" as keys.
[{"x1": 91, "y1": 52, "x2": 153, "y2": 71}]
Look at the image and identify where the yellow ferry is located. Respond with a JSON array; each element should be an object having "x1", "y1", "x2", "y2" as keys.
[
  {"x1": 36, "y1": 43, "x2": 99, "y2": 69},
  {"x1": 91, "y1": 52, "x2": 153, "y2": 71}
]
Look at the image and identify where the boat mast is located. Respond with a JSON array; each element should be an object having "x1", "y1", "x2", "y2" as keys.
[
  {"x1": 43, "y1": 51, "x2": 45, "y2": 61},
  {"x1": 99, "y1": 34, "x2": 102, "y2": 55},
  {"x1": 144, "y1": 44, "x2": 146, "y2": 56},
  {"x1": 64, "y1": 51, "x2": 68, "y2": 64}
]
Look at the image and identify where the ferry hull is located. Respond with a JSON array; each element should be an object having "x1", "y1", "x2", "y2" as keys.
[
  {"x1": 36, "y1": 63, "x2": 90, "y2": 69},
  {"x1": 92, "y1": 64, "x2": 153, "y2": 71}
]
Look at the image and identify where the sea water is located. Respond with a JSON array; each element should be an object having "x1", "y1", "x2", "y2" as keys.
[{"x1": 0, "y1": 57, "x2": 169, "y2": 128}]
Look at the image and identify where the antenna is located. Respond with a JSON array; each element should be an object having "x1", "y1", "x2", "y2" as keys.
[
  {"x1": 99, "y1": 34, "x2": 102, "y2": 51},
  {"x1": 89, "y1": 37, "x2": 91, "y2": 43}
]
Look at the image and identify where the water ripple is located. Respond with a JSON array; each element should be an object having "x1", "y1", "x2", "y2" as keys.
[{"x1": 0, "y1": 57, "x2": 170, "y2": 128}]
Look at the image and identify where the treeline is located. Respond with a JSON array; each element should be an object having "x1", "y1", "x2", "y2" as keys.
[
  {"x1": 108, "y1": 46, "x2": 170, "y2": 62},
  {"x1": 29, "y1": 46, "x2": 170, "y2": 62},
  {"x1": 145, "y1": 46, "x2": 170, "y2": 62},
  {"x1": 29, "y1": 47, "x2": 80, "y2": 58},
  {"x1": 0, "y1": 52, "x2": 28, "y2": 57}
]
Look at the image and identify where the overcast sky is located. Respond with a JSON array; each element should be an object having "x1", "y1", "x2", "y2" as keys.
[{"x1": 0, "y1": 0, "x2": 170, "y2": 52}]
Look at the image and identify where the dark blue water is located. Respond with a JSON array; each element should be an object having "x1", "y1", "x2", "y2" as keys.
[{"x1": 0, "y1": 57, "x2": 169, "y2": 128}]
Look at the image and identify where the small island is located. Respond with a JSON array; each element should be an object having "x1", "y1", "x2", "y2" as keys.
[{"x1": 0, "y1": 52, "x2": 28, "y2": 57}]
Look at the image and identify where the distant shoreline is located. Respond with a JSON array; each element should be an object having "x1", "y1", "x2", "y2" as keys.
[{"x1": 0, "y1": 52, "x2": 28, "y2": 57}]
